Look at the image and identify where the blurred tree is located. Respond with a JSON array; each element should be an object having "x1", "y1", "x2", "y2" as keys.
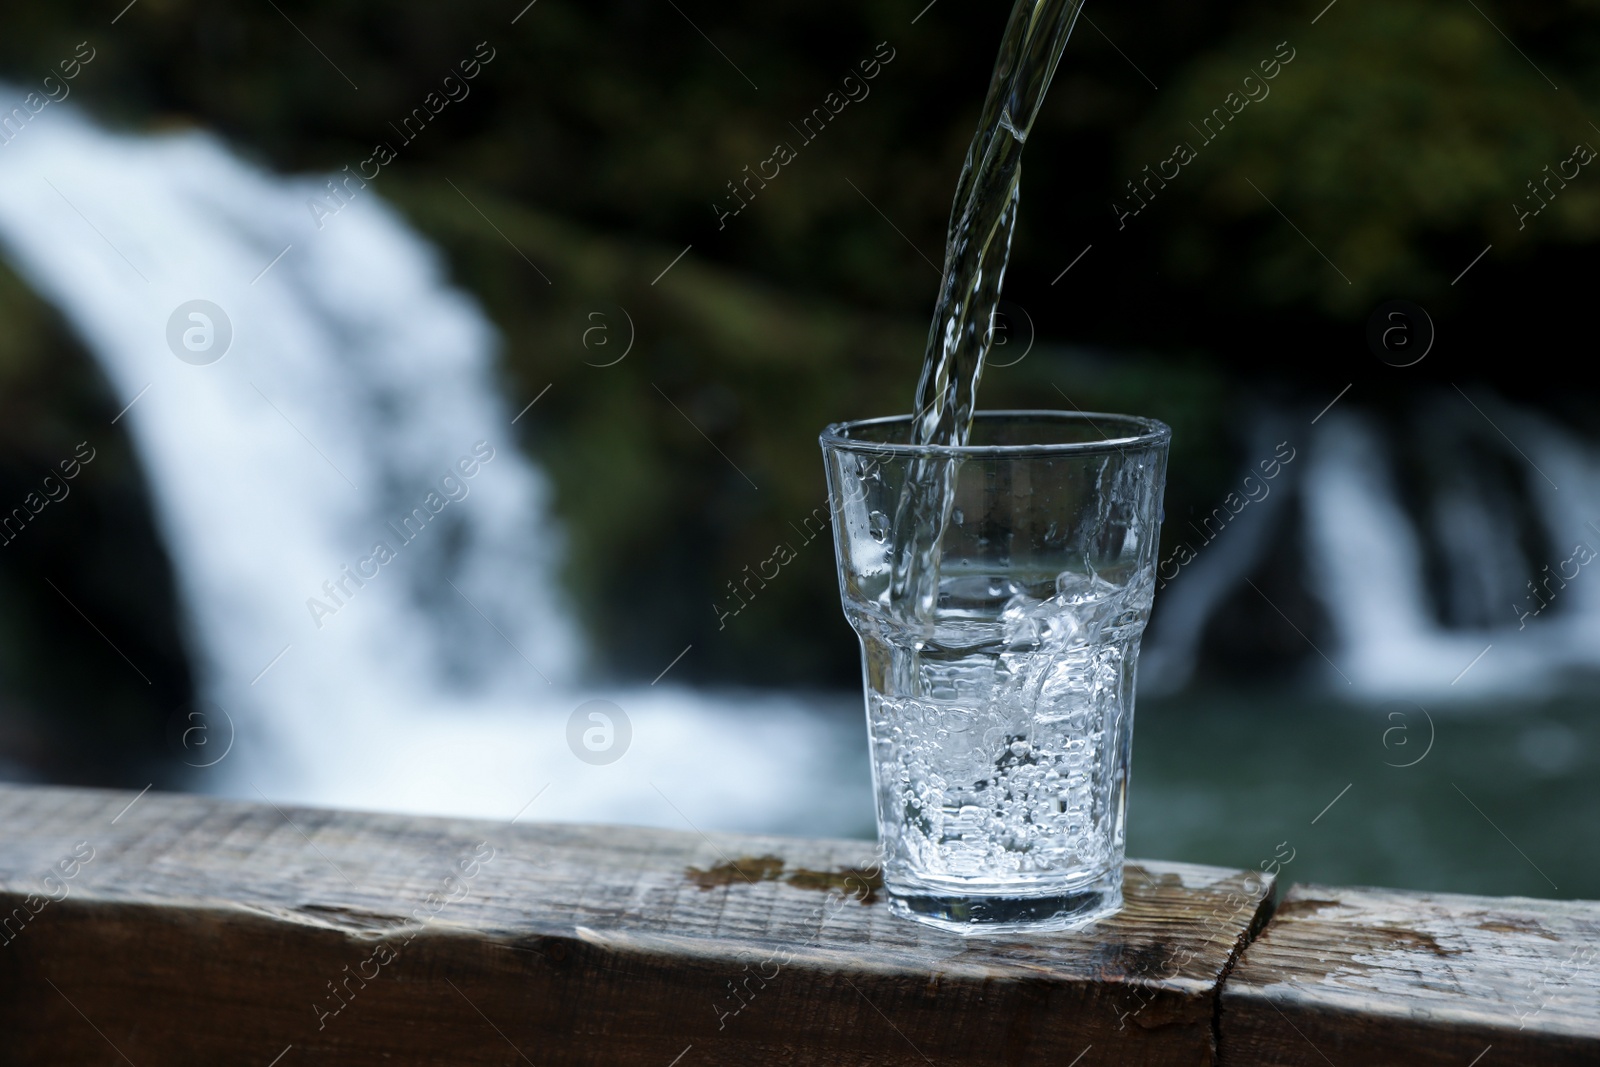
[{"x1": 1123, "y1": 0, "x2": 1600, "y2": 314}]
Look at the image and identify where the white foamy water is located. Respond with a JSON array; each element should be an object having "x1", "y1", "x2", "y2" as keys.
[
  {"x1": 0, "y1": 92, "x2": 869, "y2": 834},
  {"x1": 1302, "y1": 411, "x2": 1600, "y2": 698},
  {"x1": 1141, "y1": 404, "x2": 1600, "y2": 700}
]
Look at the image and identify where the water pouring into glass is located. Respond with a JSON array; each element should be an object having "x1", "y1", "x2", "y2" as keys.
[{"x1": 821, "y1": 0, "x2": 1170, "y2": 933}]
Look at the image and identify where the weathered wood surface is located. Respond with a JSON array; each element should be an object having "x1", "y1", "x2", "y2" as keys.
[
  {"x1": 0, "y1": 784, "x2": 1272, "y2": 1066},
  {"x1": 1221, "y1": 882, "x2": 1600, "y2": 1066}
]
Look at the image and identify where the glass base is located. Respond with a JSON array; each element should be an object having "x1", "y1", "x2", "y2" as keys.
[{"x1": 886, "y1": 883, "x2": 1122, "y2": 935}]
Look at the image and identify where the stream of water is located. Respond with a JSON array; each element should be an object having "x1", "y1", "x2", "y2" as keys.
[
  {"x1": 891, "y1": 0, "x2": 1087, "y2": 620},
  {"x1": 911, "y1": 0, "x2": 1088, "y2": 448}
]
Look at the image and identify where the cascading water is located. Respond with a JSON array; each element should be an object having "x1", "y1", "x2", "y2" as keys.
[
  {"x1": 1303, "y1": 408, "x2": 1600, "y2": 697},
  {"x1": 1141, "y1": 400, "x2": 1600, "y2": 699},
  {"x1": 0, "y1": 93, "x2": 868, "y2": 832}
]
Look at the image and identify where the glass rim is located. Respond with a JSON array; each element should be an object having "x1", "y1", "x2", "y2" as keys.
[{"x1": 819, "y1": 409, "x2": 1171, "y2": 458}]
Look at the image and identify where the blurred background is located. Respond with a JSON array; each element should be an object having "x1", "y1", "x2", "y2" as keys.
[{"x1": 0, "y1": 0, "x2": 1595, "y2": 901}]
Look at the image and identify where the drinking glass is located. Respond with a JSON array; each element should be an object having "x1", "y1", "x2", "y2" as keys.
[{"x1": 820, "y1": 411, "x2": 1170, "y2": 933}]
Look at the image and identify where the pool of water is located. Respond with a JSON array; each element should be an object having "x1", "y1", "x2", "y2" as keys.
[{"x1": 1126, "y1": 687, "x2": 1600, "y2": 901}]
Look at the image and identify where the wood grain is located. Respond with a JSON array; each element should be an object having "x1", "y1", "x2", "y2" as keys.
[
  {"x1": 0, "y1": 784, "x2": 1272, "y2": 1066},
  {"x1": 1221, "y1": 882, "x2": 1600, "y2": 1066}
]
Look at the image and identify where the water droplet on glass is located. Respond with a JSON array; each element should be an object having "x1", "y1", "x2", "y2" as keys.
[{"x1": 868, "y1": 510, "x2": 890, "y2": 543}]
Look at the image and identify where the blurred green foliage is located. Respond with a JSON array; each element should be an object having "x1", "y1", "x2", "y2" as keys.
[{"x1": 1128, "y1": 0, "x2": 1600, "y2": 312}]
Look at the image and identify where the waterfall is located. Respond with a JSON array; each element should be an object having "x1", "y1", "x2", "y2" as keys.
[
  {"x1": 0, "y1": 93, "x2": 869, "y2": 834},
  {"x1": 1303, "y1": 409, "x2": 1600, "y2": 698},
  {"x1": 1143, "y1": 402, "x2": 1600, "y2": 701}
]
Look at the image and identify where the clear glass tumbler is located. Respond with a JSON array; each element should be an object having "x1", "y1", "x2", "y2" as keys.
[{"x1": 821, "y1": 411, "x2": 1170, "y2": 933}]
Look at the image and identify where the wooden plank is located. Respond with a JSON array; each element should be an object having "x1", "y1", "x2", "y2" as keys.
[
  {"x1": 1220, "y1": 882, "x2": 1600, "y2": 1066},
  {"x1": 0, "y1": 783, "x2": 1272, "y2": 1066}
]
